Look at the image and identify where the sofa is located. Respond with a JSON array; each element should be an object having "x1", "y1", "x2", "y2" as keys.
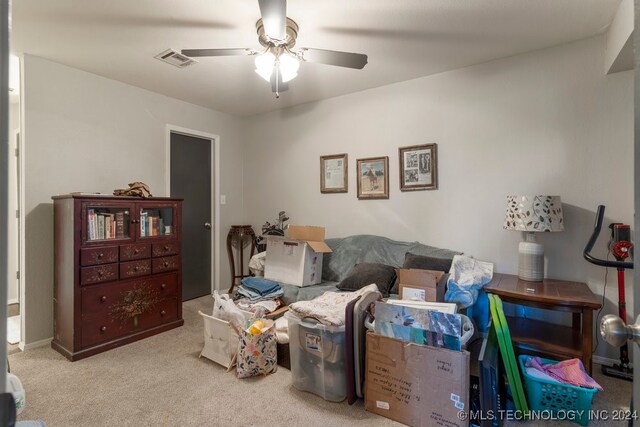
[{"x1": 278, "y1": 234, "x2": 460, "y2": 305}]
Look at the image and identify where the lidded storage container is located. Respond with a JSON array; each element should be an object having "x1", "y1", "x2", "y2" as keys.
[{"x1": 285, "y1": 311, "x2": 346, "y2": 402}]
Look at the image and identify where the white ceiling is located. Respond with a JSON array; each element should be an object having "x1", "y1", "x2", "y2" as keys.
[{"x1": 11, "y1": 0, "x2": 621, "y2": 117}]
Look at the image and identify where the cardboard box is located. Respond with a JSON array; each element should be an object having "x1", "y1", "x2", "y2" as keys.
[
  {"x1": 264, "y1": 226, "x2": 332, "y2": 287},
  {"x1": 365, "y1": 332, "x2": 469, "y2": 427},
  {"x1": 397, "y1": 268, "x2": 447, "y2": 302}
]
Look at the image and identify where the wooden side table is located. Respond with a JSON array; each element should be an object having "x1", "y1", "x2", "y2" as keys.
[
  {"x1": 226, "y1": 225, "x2": 256, "y2": 294},
  {"x1": 484, "y1": 273, "x2": 602, "y2": 375}
]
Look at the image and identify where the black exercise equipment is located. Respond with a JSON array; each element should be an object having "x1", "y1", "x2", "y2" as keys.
[{"x1": 583, "y1": 205, "x2": 634, "y2": 381}]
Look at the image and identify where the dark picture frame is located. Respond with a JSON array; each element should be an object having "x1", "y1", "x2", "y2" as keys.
[
  {"x1": 356, "y1": 156, "x2": 389, "y2": 199},
  {"x1": 399, "y1": 143, "x2": 438, "y2": 191},
  {"x1": 320, "y1": 153, "x2": 348, "y2": 193}
]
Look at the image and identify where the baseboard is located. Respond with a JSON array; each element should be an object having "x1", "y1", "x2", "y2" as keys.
[
  {"x1": 593, "y1": 355, "x2": 632, "y2": 368},
  {"x1": 7, "y1": 298, "x2": 18, "y2": 305},
  {"x1": 19, "y1": 337, "x2": 52, "y2": 351}
]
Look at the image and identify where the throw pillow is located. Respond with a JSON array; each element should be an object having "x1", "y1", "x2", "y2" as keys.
[
  {"x1": 337, "y1": 263, "x2": 397, "y2": 296},
  {"x1": 403, "y1": 252, "x2": 453, "y2": 272},
  {"x1": 389, "y1": 252, "x2": 453, "y2": 294}
]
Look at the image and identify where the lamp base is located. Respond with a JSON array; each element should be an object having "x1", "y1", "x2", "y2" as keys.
[{"x1": 518, "y1": 236, "x2": 544, "y2": 282}]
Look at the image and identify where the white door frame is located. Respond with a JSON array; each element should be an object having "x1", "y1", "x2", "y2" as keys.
[
  {"x1": 165, "y1": 124, "x2": 220, "y2": 294},
  {"x1": 7, "y1": 129, "x2": 19, "y2": 305}
]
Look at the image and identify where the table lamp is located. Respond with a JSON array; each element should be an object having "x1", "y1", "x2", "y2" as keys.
[{"x1": 503, "y1": 195, "x2": 564, "y2": 281}]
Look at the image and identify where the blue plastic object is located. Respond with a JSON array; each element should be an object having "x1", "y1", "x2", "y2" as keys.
[{"x1": 466, "y1": 289, "x2": 490, "y2": 333}]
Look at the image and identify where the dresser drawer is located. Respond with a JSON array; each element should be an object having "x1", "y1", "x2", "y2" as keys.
[
  {"x1": 148, "y1": 272, "x2": 179, "y2": 296},
  {"x1": 138, "y1": 298, "x2": 179, "y2": 330},
  {"x1": 152, "y1": 242, "x2": 180, "y2": 258},
  {"x1": 81, "y1": 315, "x2": 125, "y2": 348},
  {"x1": 80, "y1": 246, "x2": 119, "y2": 266},
  {"x1": 152, "y1": 255, "x2": 180, "y2": 274},
  {"x1": 81, "y1": 273, "x2": 178, "y2": 318},
  {"x1": 81, "y1": 280, "x2": 130, "y2": 317},
  {"x1": 120, "y1": 259, "x2": 152, "y2": 278},
  {"x1": 80, "y1": 264, "x2": 119, "y2": 286},
  {"x1": 120, "y1": 243, "x2": 151, "y2": 261}
]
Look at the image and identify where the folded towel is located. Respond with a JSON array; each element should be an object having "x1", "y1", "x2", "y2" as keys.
[
  {"x1": 236, "y1": 285, "x2": 284, "y2": 301},
  {"x1": 241, "y1": 276, "x2": 281, "y2": 295},
  {"x1": 526, "y1": 357, "x2": 603, "y2": 391}
]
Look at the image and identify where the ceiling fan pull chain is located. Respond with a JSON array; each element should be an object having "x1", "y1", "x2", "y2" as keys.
[{"x1": 275, "y1": 64, "x2": 280, "y2": 99}]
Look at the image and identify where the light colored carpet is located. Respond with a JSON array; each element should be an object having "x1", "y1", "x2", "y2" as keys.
[
  {"x1": 7, "y1": 315, "x2": 20, "y2": 344},
  {"x1": 10, "y1": 297, "x2": 399, "y2": 427},
  {"x1": 9, "y1": 296, "x2": 632, "y2": 427}
]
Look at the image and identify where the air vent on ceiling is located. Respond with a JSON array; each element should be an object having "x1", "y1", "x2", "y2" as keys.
[{"x1": 155, "y1": 49, "x2": 197, "y2": 68}]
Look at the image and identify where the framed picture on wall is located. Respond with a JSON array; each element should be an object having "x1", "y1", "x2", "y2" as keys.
[
  {"x1": 399, "y1": 143, "x2": 437, "y2": 191},
  {"x1": 320, "y1": 153, "x2": 348, "y2": 193},
  {"x1": 356, "y1": 156, "x2": 389, "y2": 199}
]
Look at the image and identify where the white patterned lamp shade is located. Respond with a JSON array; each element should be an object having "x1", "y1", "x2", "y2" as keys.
[{"x1": 504, "y1": 195, "x2": 564, "y2": 281}]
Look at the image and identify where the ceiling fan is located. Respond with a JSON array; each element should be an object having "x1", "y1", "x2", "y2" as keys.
[{"x1": 181, "y1": 0, "x2": 368, "y2": 98}]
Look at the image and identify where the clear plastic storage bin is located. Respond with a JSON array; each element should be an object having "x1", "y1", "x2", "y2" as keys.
[{"x1": 285, "y1": 311, "x2": 346, "y2": 402}]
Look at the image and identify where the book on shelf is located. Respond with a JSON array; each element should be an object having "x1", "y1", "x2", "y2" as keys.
[
  {"x1": 105, "y1": 215, "x2": 112, "y2": 239},
  {"x1": 88, "y1": 209, "x2": 96, "y2": 240},
  {"x1": 115, "y1": 212, "x2": 125, "y2": 238},
  {"x1": 140, "y1": 211, "x2": 148, "y2": 237},
  {"x1": 97, "y1": 214, "x2": 105, "y2": 240}
]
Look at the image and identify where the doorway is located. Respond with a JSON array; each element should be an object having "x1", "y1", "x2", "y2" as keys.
[{"x1": 167, "y1": 127, "x2": 220, "y2": 300}]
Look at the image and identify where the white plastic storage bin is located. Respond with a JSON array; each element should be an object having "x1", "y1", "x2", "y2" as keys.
[{"x1": 285, "y1": 311, "x2": 347, "y2": 402}]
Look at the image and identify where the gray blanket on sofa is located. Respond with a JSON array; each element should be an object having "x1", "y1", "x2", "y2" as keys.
[{"x1": 279, "y1": 234, "x2": 459, "y2": 305}]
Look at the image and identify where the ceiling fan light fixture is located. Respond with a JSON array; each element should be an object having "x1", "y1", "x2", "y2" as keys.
[
  {"x1": 278, "y1": 53, "x2": 299, "y2": 83},
  {"x1": 254, "y1": 51, "x2": 275, "y2": 81}
]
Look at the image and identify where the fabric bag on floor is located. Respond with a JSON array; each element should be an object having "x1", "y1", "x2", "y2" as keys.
[{"x1": 236, "y1": 319, "x2": 278, "y2": 378}]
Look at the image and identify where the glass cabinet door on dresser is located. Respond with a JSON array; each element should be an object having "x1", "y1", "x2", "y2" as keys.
[{"x1": 52, "y1": 194, "x2": 183, "y2": 361}]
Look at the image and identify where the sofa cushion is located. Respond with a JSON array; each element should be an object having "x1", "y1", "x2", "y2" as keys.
[
  {"x1": 403, "y1": 252, "x2": 453, "y2": 272},
  {"x1": 337, "y1": 263, "x2": 397, "y2": 296}
]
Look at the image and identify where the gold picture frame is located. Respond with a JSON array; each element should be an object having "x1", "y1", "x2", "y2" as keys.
[
  {"x1": 399, "y1": 143, "x2": 438, "y2": 191},
  {"x1": 320, "y1": 153, "x2": 348, "y2": 193},
  {"x1": 356, "y1": 156, "x2": 389, "y2": 199}
]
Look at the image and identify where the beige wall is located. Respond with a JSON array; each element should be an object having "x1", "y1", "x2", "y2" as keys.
[
  {"x1": 242, "y1": 36, "x2": 633, "y2": 361},
  {"x1": 22, "y1": 55, "x2": 245, "y2": 345}
]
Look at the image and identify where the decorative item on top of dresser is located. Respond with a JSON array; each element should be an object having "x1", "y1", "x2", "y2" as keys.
[
  {"x1": 51, "y1": 194, "x2": 183, "y2": 361},
  {"x1": 227, "y1": 225, "x2": 256, "y2": 294},
  {"x1": 113, "y1": 181, "x2": 152, "y2": 198}
]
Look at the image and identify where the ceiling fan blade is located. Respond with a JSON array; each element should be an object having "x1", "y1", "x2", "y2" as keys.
[
  {"x1": 258, "y1": 0, "x2": 286, "y2": 41},
  {"x1": 181, "y1": 48, "x2": 254, "y2": 57},
  {"x1": 299, "y1": 48, "x2": 368, "y2": 69}
]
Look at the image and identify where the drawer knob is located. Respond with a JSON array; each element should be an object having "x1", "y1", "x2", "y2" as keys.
[
  {"x1": 163, "y1": 261, "x2": 169, "y2": 268},
  {"x1": 97, "y1": 253, "x2": 104, "y2": 259},
  {"x1": 100, "y1": 296, "x2": 107, "y2": 302},
  {"x1": 134, "y1": 266, "x2": 140, "y2": 272},
  {"x1": 97, "y1": 271, "x2": 104, "y2": 277},
  {"x1": 160, "y1": 283, "x2": 166, "y2": 290},
  {"x1": 164, "y1": 245, "x2": 170, "y2": 251},
  {"x1": 160, "y1": 310, "x2": 167, "y2": 316},
  {"x1": 134, "y1": 248, "x2": 140, "y2": 254},
  {"x1": 100, "y1": 326, "x2": 107, "y2": 332}
]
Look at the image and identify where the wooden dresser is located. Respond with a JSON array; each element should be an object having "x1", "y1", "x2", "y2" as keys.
[{"x1": 51, "y1": 194, "x2": 184, "y2": 361}]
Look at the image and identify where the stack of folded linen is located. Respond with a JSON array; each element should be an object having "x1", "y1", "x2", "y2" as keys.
[{"x1": 234, "y1": 276, "x2": 284, "y2": 315}]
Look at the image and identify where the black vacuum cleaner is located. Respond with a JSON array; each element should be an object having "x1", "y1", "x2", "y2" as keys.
[{"x1": 583, "y1": 205, "x2": 634, "y2": 381}]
